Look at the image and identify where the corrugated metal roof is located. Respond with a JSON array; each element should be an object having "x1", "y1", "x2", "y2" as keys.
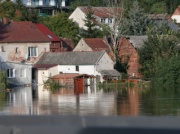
[
  {"x1": 0, "y1": 22, "x2": 50, "y2": 43},
  {"x1": 35, "y1": 51, "x2": 105, "y2": 65}
]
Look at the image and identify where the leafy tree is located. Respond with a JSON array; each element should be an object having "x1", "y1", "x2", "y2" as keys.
[
  {"x1": 138, "y1": 24, "x2": 180, "y2": 78},
  {"x1": 39, "y1": 12, "x2": 79, "y2": 43},
  {"x1": 0, "y1": 1, "x2": 16, "y2": 20},
  {"x1": 80, "y1": 7, "x2": 104, "y2": 38}
]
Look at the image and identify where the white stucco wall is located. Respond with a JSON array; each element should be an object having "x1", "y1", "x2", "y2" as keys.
[
  {"x1": 69, "y1": 7, "x2": 87, "y2": 29},
  {"x1": 96, "y1": 52, "x2": 114, "y2": 71},
  {"x1": 73, "y1": 39, "x2": 93, "y2": 51},
  {"x1": 37, "y1": 65, "x2": 58, "y2": 85},
  {"x1": 0, "y1": 42, "x2": 50, "y2": 63},
  {"x1": 172, "y1": 15, "x2": 180, "y2": 23},
  {"x1": 58, "y1": 65, "x2": 98, "y2": 75}
]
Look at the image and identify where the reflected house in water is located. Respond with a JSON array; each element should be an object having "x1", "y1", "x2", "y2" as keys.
[{"x1": 34, "y1": 51, "x2": 120, "y2": 86}]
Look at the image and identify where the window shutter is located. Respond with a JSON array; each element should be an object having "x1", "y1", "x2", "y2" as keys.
[
  {"x1": 13, "y1": 69, "x2": 15, "y2": 78},
  {"x1": 7, "y1": 69, "x2": 9, "y2": 77}
]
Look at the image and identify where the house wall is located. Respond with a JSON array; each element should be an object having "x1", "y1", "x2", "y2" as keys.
[
  {"x1": 1, "y1": 62, "x2": 32, "y2": 86},
  {"x1": 73, "y1": 39, "x2": 93, "y2": 51},
  {"x1": 0, "y1": 42, "x2": 50, "y2": 63},
  {"x1": 172, "y1": 15, "x2": 180, "y2": 23},
  {"x1": 96, "y1": 52, "x2": 114, "y2": 71},
  {"x1": 69, "y1": 7, "x2": 86, "y2": 29},
  {"x1": 36, "y1": 65, "x2": 58, "y2": 85},
  {"x1": 118, "y1": 37, "x2": 141, "y2": 78},
  {"x1": 58, "y1": 65, "x2": 98, "y2": 75}
]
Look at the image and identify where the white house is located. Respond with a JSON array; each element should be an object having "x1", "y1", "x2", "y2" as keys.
[
  {"x1": 34, "y1": 51, "x2": 121, "y2": 84},
  {"x1": 69, "y1": 7, "x2": 120, "y2": 29},
  {"x1": 172, "y1": 6, "x2": 180, "y2": 23}
]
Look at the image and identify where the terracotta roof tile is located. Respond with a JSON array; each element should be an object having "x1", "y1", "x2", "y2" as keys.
[
  {"x1": 173, "y1": 6, "x2": 180, "y2": 15},
  {"x1": 79, "y1": 7, "x2": 121, "y2": 18},
  {"x1": 84, "y1": 38, "x2": 109, "y2": 51},
  {"x1": 0, "y1": 21, "x2": 50, "y2": 43},
  {"x1": 35, "y1": 23, "x2": 60, "y2": 42}
]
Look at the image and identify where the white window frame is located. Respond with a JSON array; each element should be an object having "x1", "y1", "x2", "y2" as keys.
[
  {"x1": 7, "y1": 69, "x2": 15, "y2": 78},
  {"x1": 20, "y1": 69, "x2": 26, "y2": 78},
  {"x1": 28, "y1": 47, "x2": 38, "y2": 57}
]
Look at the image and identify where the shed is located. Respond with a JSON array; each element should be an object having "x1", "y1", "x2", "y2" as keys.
[
  {"x1": 51, "y1": 73, "x2": 80, "y2": 87},
  {"x1": 100, "y1": 69, "x2": 121, "y2": 82},
  {"x1": 74, "y1": 74, "x2": 96, "y2": 94}
]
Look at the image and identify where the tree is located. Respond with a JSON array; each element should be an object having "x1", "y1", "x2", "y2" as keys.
[
  {"x1": 39, "y1": 12, "x2": 79, "y2": 43},
  {"x1": 125, "y1": 1, "x2": 151, "y2": 35},
  {"x1": 0, "y1": 1, "x2": 16, "y2": 20},
  {"x1": 151, "y1": 1, "x2": 167, "y2": 14},
  {"x1": 80, "y1": 7, "x2": 104, "y2": 38},
  {"x1": 138, "y1": 24, "x2": 180, "y2": 78},
  {"x1": 152, "y1": 55, "x2": 180, "y2": 90}
]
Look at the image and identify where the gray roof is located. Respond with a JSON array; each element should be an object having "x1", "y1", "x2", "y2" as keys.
[
  {"x1": 100, "y1": 69, "x2": 121, "y2": 77},
  {"x1": 154, "y1": 20, "x2": 179, "y2": 32},
  {"x1": 35, "y1": 51, "x2": 105, "y2": 65},
  {"x1": 125, "y1": 36, "x2": 148, "y2": 49}
]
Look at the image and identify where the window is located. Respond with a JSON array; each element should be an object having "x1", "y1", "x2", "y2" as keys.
[
  {"x1": 15, "y1": 47, "x2": 18, "y2": 53},
  {"x1": 101, "y1": 18, "x2": 105, "y2": 23},
  {"x1": 108, "y1": 18, "x2": 112, "y2": 23},
  {"x1": 20, "y1": 69, "x2": 26, "y2": 77},
  {"x1": 28, "y1": 47, "x2": 37, "y2": 57},
  {"x1": 76, "y1": 66, "x2": 79, "y2": 71},
  {"x1": 7, "y1": 69, "x2": 15, "y2": 78}
]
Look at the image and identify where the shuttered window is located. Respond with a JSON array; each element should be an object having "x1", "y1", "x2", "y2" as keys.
[{"x1": 7, "y1": 69, "x2": 15, "y2": 78}]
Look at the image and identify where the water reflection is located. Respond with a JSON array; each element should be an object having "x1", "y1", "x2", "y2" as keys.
[{"x1": 1, "y1": 85, "x2": 180, "y2": 116}]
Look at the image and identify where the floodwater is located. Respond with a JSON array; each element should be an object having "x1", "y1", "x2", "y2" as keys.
[{"x1": 0, "y1": 85, "x2": 180, "y2": 116}]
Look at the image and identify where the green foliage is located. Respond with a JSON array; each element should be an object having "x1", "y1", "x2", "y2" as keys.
[
  {"x1": 39, "y1": 12, "x2": 79, "y2": 43},
  {"x1": 44, "y1": 79, "x2": 62, "y2": 92},
  {"x1": 151, "y1": 1, "x2": 167, "y2": 14},
  {"x1": 0, "y1": 0, "x2": 38, "y2": 23},
  {"x1": 138, "y1": 24, "x2": 180, "y2": 78},
  {"x1": 0, "y1": 1, "x2": 16, "y2": 20},
  {"x1": 151, "y1": 55, "x2": 180, "y2": 90},
  {"x1": 124, "y1": 1, "x2": 151, "y2": 35},
  {"x1": 70, "y1": 0, "x2": 106, "y2": 11},
  {"x1": 0, "y1": 71, "x2": 7, "y2": 90},
  {"x1": 80, "y1": 7, "x2": 104, "y2": 38}
]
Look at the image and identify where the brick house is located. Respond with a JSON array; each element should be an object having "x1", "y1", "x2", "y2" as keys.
[{"x1": 118, "y1": 36, "x2": 147, "y2": 78}]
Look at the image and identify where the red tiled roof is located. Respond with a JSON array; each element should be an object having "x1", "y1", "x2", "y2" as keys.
[
  {"x1": 173, "y1": 6, "x2": 180, "y2": 15},
  {"x1": 33, "y1": 64, "x2": 58, "y2": 69},
  {"x1": 35, "y1": 23, "x2": 60, "y2": 42},
  {"x1": 0, "y1": 21, "x2": 51, "y2": 43},
  {"x1": 84, "y1": 38, "x2": 109, "y2": 51},
  {"x1": 79, "y1": 7, "x2": 121, "y2": 18}
]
